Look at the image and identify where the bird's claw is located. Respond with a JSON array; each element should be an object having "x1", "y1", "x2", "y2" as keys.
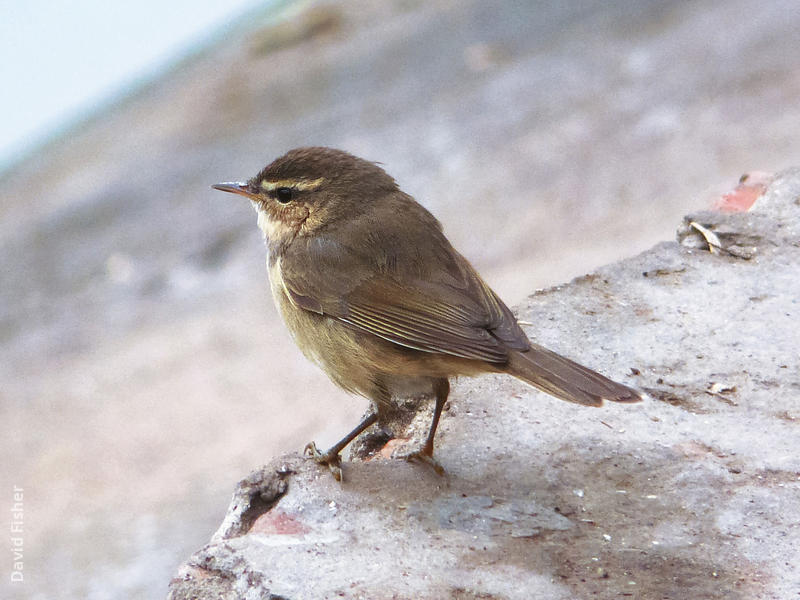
[
  {"x1": 304, "y1": 441, "x2": 343, "y2": 481},
  {"x1": 398, "y1": 449, "x2": 445, "y2": 476}
]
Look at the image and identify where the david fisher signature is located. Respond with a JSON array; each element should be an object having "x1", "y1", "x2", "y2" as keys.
[{"x1": 10, "y1": 486, "x2": 23, "y2": 583}]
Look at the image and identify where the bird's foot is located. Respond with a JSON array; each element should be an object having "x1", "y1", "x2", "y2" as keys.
[
  {"x1": 304, "y1": 441, "x2": 343, "y2": 482},
  {"x1": 397, "y1": 448, "x2": 445, "y2": 476}
]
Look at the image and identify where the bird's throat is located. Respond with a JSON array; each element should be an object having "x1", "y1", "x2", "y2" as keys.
[
  {"x1": 254, "y1": 203, "x2": 309, "y2": 255},
  {"x1": 256, "y1": 207, "x2": 277, "y2": 239}
]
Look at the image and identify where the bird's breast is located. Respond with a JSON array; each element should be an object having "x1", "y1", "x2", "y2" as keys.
[
  {"x1": 268, "y1": 257, "x2": 338, "y2": 360},
  {"x1": 268, "y1": 257, "x2": 299, "y2": 319}
]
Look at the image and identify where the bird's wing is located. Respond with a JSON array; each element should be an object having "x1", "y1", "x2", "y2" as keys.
[{"x1": 279, "y1": 211, "x2": 530, "y2": 363}]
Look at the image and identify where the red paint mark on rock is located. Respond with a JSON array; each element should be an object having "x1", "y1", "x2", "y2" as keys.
[
  {"x1": 714, "y1": 171, "x2": 773, "y2": 212},
  {"x1": 251, "y1": 510, "x2": 311, "y2": 535},
  {"x1": 378, "y1": 437, "x2": 410, "y2": 460}
]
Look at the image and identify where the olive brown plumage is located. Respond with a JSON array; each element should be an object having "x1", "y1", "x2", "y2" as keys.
[{"x1": 212, "y1": 147, "x2": 641, "y2": 480}]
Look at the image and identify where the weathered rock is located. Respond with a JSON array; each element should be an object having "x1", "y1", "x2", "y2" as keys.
[{"x1": 168, "y1": 171, "x2": 800, "y2": 599}]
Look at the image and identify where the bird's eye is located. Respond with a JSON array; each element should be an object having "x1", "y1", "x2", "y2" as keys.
[{"x1": 275, "y1": 187, "x2": 293, "y2": 204}]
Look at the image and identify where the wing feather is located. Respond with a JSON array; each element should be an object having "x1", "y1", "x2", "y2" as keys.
[
  {"x1": 278, "y1": 200, "x2": 530, "y2": 363},
  {"x1": 345, "y1": 298, "x2": 509, "y2": 361}
]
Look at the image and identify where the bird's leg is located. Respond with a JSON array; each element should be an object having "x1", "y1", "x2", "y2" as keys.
[
  {"x1": 401, "y1": 378, "x2": 449, "y2": 476},
  {"x1": 304, "y1": 412, "x2": 378, "y2": 481}
]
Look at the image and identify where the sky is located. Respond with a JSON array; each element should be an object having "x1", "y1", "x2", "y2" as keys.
[{"x1": 0, "y1": 0, "x2": 271, "y2": 171}]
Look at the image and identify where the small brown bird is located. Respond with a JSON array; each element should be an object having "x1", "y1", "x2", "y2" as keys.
[{"x1": 213, "y1": 147, "x2": 641, "y2": 480}]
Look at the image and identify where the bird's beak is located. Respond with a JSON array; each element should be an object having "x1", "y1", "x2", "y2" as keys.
[{"x1": 211, "y1": 182, "x2": 255, "y2": 198}]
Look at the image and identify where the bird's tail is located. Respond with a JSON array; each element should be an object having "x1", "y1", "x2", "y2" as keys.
[{"x1": 505, "y1": 344, "x2": 642, "y2": 407}]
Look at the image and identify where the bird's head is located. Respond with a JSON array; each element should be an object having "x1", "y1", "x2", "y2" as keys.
[{"x1": 212, "y1": 147, "x2": 398, "y2": 246}]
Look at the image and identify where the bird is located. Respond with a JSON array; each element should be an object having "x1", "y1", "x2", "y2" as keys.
[{"x1": 212, "y1": 147, "x2": 641, "y2": 480}]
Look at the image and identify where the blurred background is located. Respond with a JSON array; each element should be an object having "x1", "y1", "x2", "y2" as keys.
[{"x1": 2, "y1": 0, "x2": 799, "y2": 597}]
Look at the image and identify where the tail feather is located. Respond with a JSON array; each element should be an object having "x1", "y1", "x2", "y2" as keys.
[{"x1": 505, "y1": 344, "x2": 642, "y2": 407}]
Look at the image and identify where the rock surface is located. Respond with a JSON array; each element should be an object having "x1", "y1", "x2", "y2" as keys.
[{"x1": 168, "y1": 172, "x2": 800, "y2": 599}]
